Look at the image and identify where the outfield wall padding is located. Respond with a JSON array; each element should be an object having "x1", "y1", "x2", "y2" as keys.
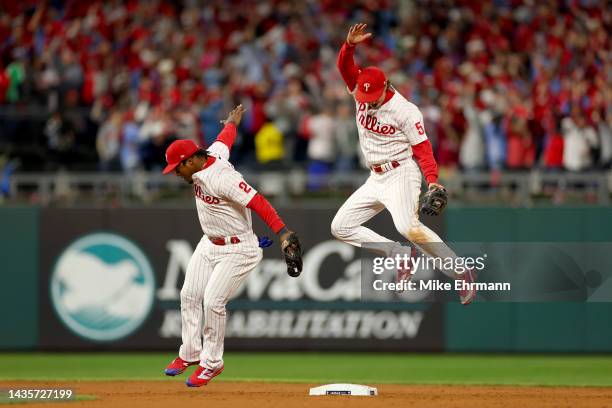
[
  {"x1": 445, "y1": 207, "x2": 612, "y2": 352},
  {"x1": 0, "y1": 205, "x2": 611, "y2": 352},
  {"x1": 0, "y1": 207, "x2": 39, "y2": 348}
]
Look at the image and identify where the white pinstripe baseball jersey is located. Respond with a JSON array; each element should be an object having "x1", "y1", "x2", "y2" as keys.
[
  {"x1": 191, "y1": 141, "x2": 257, "y2": 238},
  {"x1": 353, "y1": 90, "x2": 428, "y2": 167},
  {"x1": 177, "y1": 139, "x2": 263, "y2": 371}
]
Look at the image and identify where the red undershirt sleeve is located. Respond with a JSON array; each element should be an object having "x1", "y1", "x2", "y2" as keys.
[
  {"x1": 246, "y1": 193, "x2": 286, "y2": 234},
  {"x1": 412, "y1": 140, "x2": 439, "y2": 184},
  {"x1": 215, "y1": 123, "x2": 237, "y2": 150},
  {"x1": 337, "y1": 42, "x2": 359, "y2": 92}
]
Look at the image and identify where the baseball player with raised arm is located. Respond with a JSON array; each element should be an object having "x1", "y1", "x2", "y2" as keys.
[
  {"x1": 331, "y1": 24, "x2": 476, "y2": 305},
  {"x1": 162, "y1": 105, "x2": 303, "y2": 387}
]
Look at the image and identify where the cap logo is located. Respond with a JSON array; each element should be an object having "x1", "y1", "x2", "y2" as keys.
[
  {"x1": 180, "y1": 154, "x2": 185, "y2": 158},
  {"x1": 364, "y1": 83, "x2": 370, "y2": 91}
]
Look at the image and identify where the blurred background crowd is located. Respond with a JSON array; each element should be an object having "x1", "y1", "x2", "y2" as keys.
[{"x1": 0, "y1": 0, "x2": 610, "y2": 177}]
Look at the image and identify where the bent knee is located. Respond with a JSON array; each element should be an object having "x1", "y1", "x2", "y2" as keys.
[
  {"x1": 331, "y1": 217, "x2": 352, "y2": 240},
  {"x1": 203, "y1": 299, "x2": 225, "y2": 315},
  {"x1": 180, "y1": 288, "x2": 196, "y2": 302},
  {"x1": 180, "y1": 288, "x2": 202, "y2": 309}
]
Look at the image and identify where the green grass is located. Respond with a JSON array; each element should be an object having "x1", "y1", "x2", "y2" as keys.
[{"x1": 0, "y1": 352, "x2": 611, "y2": 387}]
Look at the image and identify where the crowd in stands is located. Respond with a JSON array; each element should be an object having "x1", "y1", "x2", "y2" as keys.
[{"x1": 0, "y1": 0, "x2": 610, "y2": 176}]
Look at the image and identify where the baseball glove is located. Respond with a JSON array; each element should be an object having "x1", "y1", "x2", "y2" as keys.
[
  {"x1": 280, "y1": 230, "x2": 303, "y2": 277},
  {"x1": 420, "y1": 184, "x2": 448, "y2": 216}
]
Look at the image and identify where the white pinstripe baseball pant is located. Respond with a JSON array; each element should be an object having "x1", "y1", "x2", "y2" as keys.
[
  {"x1": 331, "y1": 159, "x2": 440, "y2": 244},
  {"x1": 178, "y1": 234, "x2": 262, "y2": 370},
  {"x1": 331, "y1": 159, "x2": 460, "y2": 277}
]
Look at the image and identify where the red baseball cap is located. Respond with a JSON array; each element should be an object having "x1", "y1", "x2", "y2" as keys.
[
  {"x1": 162, "y1": 139, "x2": 200, "y2": 174},
  {"x1": 355, "y1": 66, "x2": 387, "y2": 103}
]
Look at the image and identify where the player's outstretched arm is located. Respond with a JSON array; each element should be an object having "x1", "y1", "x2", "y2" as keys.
[
  {"x1": 403, "y1": 110, "x2": 441, "y2": 188},
  {"x1": 337, "y1": 23, "x2": 372, "y2": 92},
  {"x1": 208, "y1": 104, "x2": 246, "y2": 160},
  {"x1": 246, "y1": 193, "x2": 303, "y2": 277},
  {"x1": 412, "y1": 139, "x2": 448, "y2": 216},
  {"x1": 246, "y1": 193, "x2": 285, "y2": 234},
  {"x1": 412, "y1": 140, "x2": 439, "y2": 186}
]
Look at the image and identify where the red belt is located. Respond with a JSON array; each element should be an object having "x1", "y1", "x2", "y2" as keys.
[
  {"x1": 209, "y1": 236, "x2": 241, "y2": 246},
  {"x1": 371, "y1": 160, "x2": 400, "y2": 173}
]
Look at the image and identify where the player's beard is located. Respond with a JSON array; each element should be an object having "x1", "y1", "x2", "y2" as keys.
[
  {"x1": 367, "y1": 97, "x2": 384, "y2": 109},
  {"x1": 368, "y1": 84, "x2": 389, "y2": 109},
  {"x1": 368, "y1": 94, "x2": 385, "y2": 109}
]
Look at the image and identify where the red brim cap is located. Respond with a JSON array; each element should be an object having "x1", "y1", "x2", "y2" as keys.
[
  {"x1": 355, "y1": 86, "x2": 385, "y2": 103},
  {"x1": 162, "y1": 162, "x2": 180, "y2": 174},
  {"x1": 162, "y1": 139, "x2": 200, "y2": 174}
]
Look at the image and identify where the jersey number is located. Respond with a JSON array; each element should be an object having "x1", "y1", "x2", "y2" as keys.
[
  {"x1": 239, "y1": 181, "x2": 252, "y2": 193},
  {"x1": 415, "y1": 121, "x2": 425, "y2": 135}
]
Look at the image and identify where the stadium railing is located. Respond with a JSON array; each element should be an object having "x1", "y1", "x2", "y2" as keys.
[{"x1": 4, "y1": 169, "x2": 612, "y2": 206}]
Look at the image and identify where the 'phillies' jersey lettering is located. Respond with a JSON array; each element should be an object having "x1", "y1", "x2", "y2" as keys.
[
  {"x1": 358, "y1": 114, "x2": 396, "y2": 135},
  {"x1": 194, "y1": 184, "x2": 220, "y2": 204},
  {"x1": 357, "y1": 103, "x2": 396, "y2": 135},
  {"x1": 353, "y1": 92, "x2": 428, "y2": 167}
]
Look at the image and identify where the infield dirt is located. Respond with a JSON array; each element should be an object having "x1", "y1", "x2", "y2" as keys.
[{"x1": 2, "y1": 381, "x2": 611, "y2": 408}]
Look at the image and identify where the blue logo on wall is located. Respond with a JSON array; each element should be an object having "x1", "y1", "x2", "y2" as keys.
[{"x1": 50, "y1": 233, "x2": 155, "y2": 342}]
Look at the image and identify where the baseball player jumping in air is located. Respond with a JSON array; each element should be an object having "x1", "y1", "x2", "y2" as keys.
[
  {"x1": 331, "y1": 23, "x2": 477, "y2": 305},
  {"x1": 162, "y1": 105, "x2": 303, "y2": 387}
]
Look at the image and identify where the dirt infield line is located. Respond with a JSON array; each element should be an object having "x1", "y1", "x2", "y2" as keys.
[{"x1": 1, "y1": 381, "x2": 611, "y2": 408}]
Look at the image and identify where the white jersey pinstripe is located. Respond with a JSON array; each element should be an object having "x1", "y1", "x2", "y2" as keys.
[{"x1": 353, "y1": 90, "x2": 427, "y2": 167}]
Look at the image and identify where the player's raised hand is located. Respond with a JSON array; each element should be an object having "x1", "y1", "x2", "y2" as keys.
[
  {"x1": 221, "y1": 104, "x2": 246, "y2": 126},
  {"x1": 347, "y1": 23, "x2": 372, "y2": 46}
]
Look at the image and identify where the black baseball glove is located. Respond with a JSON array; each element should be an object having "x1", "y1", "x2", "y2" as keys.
[
  {"x1": 420, "y1": 184, "x2": 448, "y2": 216},
  {"x1": 280, "y1": 230, "x2": 303, "y2": 277}
]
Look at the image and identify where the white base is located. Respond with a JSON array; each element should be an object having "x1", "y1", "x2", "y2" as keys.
[{"x1": 309, "y1": 383, "x2": 378, "y2": 396}]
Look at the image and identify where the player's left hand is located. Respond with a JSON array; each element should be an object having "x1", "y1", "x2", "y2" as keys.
[
  {"x1": 279, "y1": 229, "x2": 303, "y2": 277},
  {"x1": 220, "y1": 104, "x2": 246, "y2": 126}
]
